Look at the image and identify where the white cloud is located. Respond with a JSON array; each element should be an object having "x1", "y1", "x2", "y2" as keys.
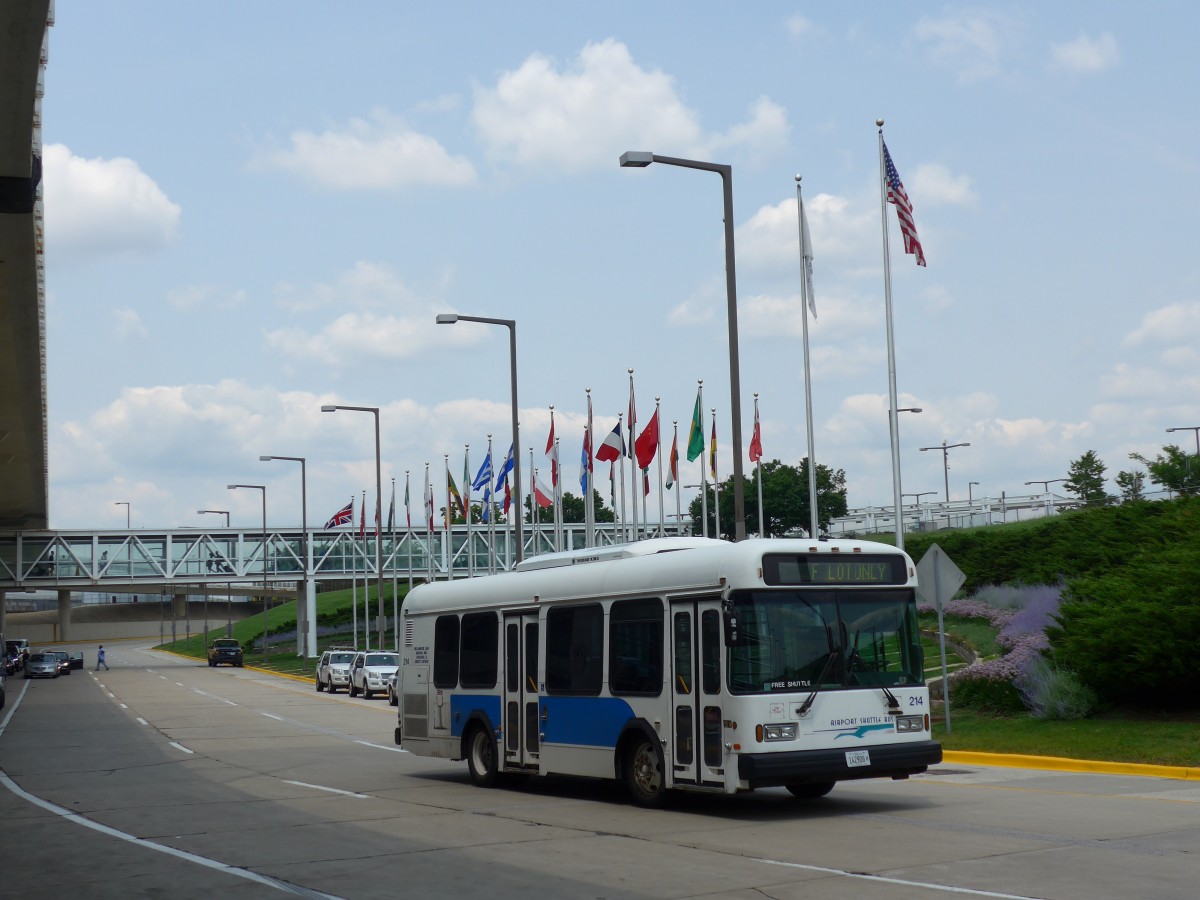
[
  {"x1": 112, "y1": 307, "x2": 148, "y2": 341},
  {"x1": 42, "y1": 143, "x2": 181, "y2": 262},
  {"x1": 909, "y1": 163, "x2": 977, "y2": 206},
  {"x1": 737, "y1": 191, "x2": 879, "y2": 276},
  {"x1": 258, "y1": 109, "x2": 476, "y2": 190},
  {"x1": 1122, "y1": 300, "x2": 1200, "y2": 348},
  {"x1": 167, "y1": 285, "x2": 247, "y2": 311},
  {"x1": 1050, "y1": 32, "x2": 1120, "y2": 74},
  {"x1": 266, "y1": 310, "x2": 471, "y2": 366},
  {"x1": 471, "y1": 39, "x2": 786, "y2": 172},
  {"x1": 273, "y1": 260, "x2": 420, "y2": 314},
  {"x1": 913, "y1": 11, "x2": 1016, "y2": 82}
]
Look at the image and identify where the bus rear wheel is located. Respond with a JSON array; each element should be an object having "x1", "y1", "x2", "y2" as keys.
[
  {"x1": 466, "y1": 725, "x2": 499, "y2": 788},
  {"x1": 785, "y1": 782, "x2": 834, "y2": 799},
  {"x1": 624, "y1": 737, "x2": 666, "y2": 808}
]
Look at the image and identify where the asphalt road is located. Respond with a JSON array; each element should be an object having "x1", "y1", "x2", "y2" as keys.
[{"x1": 1, "y1": 640, "x2": 1197, "y2": 899}]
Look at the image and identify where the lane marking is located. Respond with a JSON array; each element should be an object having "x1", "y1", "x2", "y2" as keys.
[
  {"x1": 283, "y1": 780, "x2": 372, "y2": 799},
  {"x1": 136, "y1": 718, "x2": 149, "y2": 726},
  {"x1": 354, "y1": 740, "x2": 407, "y2": 753},
  {"x1": 169, "y1": 741, "x2": 194, "y2": 754},
  {"x1": 262, "y1": 713, "x2": 284, "y2": 721},
  {"x1": 758, "y1": 857, "x2": 1047, "y2": 900},
  {"x1": 0, "y1": 770, "x2": 343, "y2": 897}
]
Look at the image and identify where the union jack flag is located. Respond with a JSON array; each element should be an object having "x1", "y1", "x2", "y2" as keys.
[
  {"x1": 324, "y1": 499, "x2": 353, "y2": 529},
  {"x1": 883, "y1": 140, "x2": 926, "y2": 267}
]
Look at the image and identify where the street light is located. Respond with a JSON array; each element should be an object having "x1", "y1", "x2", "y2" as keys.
[
  {"x1": 435, "y1": 312, "x2": 523, "y2": 563},
  {"x1": 114, "y1": 501, "x2": 130, "y2": 528},
  {"x1": 620, "y1": 150, "x2": 747, "y2": 541},
  {"x1": 919, "y1": 439, "x2": 971, "y2": 502},
  {"x1": 197, "y1": 509, "x2": 230, "y2": 526},
  {"x1": 261, "y1": 455, "x2": 314, "y2": 658},
  {"x1": 321, "y1": 405, "x2": 386, "y2": 647},
  {"x1": 1024, "y1": 478, "x2": 1066, "y2": 493},
  {"x1": 1165, "y1": 426, "x2": 1200, "y2": 455},
  {"x1": 968, "y1": 482, "x2": 980, "y2": 503},
  {"x1": 228, "y1": 483, "x2": 268, "y2": 663},
  {"x1": 890, "y1": 408, "x2": 921, "y2": 546}
]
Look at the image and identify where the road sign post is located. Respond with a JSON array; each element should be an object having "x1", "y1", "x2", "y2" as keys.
[{"x1": 915, "y1": 543, "x2": 966, "y2": 734}]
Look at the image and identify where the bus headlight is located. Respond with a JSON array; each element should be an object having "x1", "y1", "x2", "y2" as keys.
[
  {"x1": 762, "y1": 723, "x2": 798, "y2": 742},
  {"x1": 895, "y1": 715, "x2": 924, "y2": 733}
]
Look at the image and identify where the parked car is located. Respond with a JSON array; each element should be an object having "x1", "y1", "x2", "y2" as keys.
[
  {"x1": 348, "y1": 651, "x2": 400, "y2": 699},
  {"x1": 207, "y1": 639, "x2": 244, "y2": 667},
  {"x1": 24, "y1": 652, "x2": 59, "y2": 679},
  {"x1": 315, "y1": 649, "x2": 356, "y2": 693},
  {"x1": 47, "y1": 650, "x2": 72, "y2": 676},
  {"x1": 386, "y1": 668, "x2": 399, "y2": 706},
  {"x1": 5, "y1": 639, "x2": 28, "y2": 672}
]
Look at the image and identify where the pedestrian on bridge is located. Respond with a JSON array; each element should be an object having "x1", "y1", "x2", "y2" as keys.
[{"x1": 96, "y1": 645, "x2": 109, "y2": 671}]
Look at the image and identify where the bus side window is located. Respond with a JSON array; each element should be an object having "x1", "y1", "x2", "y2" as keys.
[
  {"x1": 701, "y1": 610, "x2": 721, "y2": 695},
  {"x1": 609, "y1": 598, "x2": 663, "y2": 696},
  {"x1": 460, "y1": 612, "x2": 498, "y2": 689},
  {"x1": 433, "y1": 615, "x2": 460, "y2": 688},
  {"x1": 545, "y1": 604, "x2": 603, "y2": 695}
]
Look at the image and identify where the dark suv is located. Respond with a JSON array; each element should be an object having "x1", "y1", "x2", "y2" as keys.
[{"x1": 207, "y1": 639, "x2": 244, "y2": 667}]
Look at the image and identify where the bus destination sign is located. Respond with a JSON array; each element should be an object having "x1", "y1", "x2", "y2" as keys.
[{"x1": 762, "y1": 553, "x2": 907, "y2": 586}]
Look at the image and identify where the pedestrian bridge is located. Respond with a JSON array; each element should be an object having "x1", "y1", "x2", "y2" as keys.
[{"x1": 0, "y1": 522, "x2": 675, "y2": 591}]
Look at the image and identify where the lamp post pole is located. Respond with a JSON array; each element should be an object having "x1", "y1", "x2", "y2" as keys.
[
  {"x1": 902, "y1": 491, "x2": 937, "y2": 529},
  {"x1": 322, "y1": 405, "x2": 386, "y2": 647},
  {"x1": 1025, "y1": 478, "x2": 1066, "y2": 517},
  {"x1": 114, "y1": 501, "x2": 130, "y2": 528},
  {"x1": 227, "y1": 484, "x2": 267, "y2": 663},
  {"x1": 435, "y1": 313, "x2": 523, "y2": 564},
  {"x1": 620, "y1": 151, "x2": 747, "y2": 541},
  {"x1": 920, "y1": 439, "x2": 971, "y2": 502},
  {"x1": 1165, "y1": 426, "x2": 1200, "y2": 455},
  {"x1": 197, "y1": 509, "x2": 230, "y2": 639},
  {"x1": 260, "y1": 455, "x2": 313, "y2": 657}
]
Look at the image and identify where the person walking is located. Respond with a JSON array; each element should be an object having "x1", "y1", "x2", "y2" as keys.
[{"x1": 96, "y1": 645, "x2": 109, "y2": 671}]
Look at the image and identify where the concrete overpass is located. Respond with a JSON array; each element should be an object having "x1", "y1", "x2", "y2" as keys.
[{"x1": 0, "y1": 0, "x2": 51, "y2": 530}]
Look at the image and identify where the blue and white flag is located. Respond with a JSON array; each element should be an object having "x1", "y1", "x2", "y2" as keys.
[
  {"x1": 494, "y1": 443, "x2": 514, "y2": 492},
  {"x1": 472, "y1": 451, "x2": 493, "y2": 492}
]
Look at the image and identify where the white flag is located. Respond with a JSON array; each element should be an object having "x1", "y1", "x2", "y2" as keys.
[{"x1": 800, "y1": 193, "x2": 816, "y2": 318}]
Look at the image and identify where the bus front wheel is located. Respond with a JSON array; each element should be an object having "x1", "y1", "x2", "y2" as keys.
[
  {"x1": 786, "y1": 782, "x2": 834, "y2": 799},
  {"x1": 624, "y1": 737, "x2": 666, "y2": 808},
  {"x1": 466, "y1": 725, "x2": 499, "y2": 788}
]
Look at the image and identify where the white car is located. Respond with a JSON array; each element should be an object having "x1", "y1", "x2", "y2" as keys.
[
  {"x1": 315, "y1": 649, "x2": 356, "y2": 694},
  {"x1": 348, "y1": 651, "x2": 400, "y2": 699}
]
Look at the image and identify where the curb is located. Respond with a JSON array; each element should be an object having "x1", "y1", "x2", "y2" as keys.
[{"x1": 943, "y1": 750, "x2": 1200, "y2": 781}]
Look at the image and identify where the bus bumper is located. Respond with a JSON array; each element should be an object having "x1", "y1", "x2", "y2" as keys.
[{"x1": 737, "y1": 739, "x2": 942, "y2": 788}]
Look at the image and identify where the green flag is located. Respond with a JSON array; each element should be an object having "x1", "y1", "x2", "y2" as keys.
[{"x1": 686, "y1": 391, "x2": 704, "y2": 462}]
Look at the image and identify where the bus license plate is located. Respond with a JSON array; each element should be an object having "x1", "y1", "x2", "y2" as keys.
[{"x1": 845, "y1": 750, "x2": 871, "y2": 768}]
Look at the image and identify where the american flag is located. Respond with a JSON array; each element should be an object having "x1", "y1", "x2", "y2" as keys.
[{"x1": 883, "y1": 140, "x2": 926, "y2": 267}]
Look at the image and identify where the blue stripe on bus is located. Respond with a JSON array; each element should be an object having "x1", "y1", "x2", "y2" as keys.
[
  {"x1": 540, "y1": 696, "x2": 636, "y2": 748},
  {"x1": 449, "y1": 693, "x2": 503, "y2": 738}
]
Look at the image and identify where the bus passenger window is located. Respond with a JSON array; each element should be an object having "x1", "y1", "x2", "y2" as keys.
[
  {"x1": 701, "y1": 610, "x2": 721, "y2": 694},
  {"x1": 609, "y1": 598, "x2": 663, "y2": 696},
  {"x1": 460, "y1": 612, "x2": 498, "y2": 689},
  {"x1": 673, "y1": 611, "x2": 692, "y2": 695},
  {"x1": 545, "y1": 604, "x2": 603, "y2": 695},
  {"x1": 433, "y1": 615, "x2": 460, "y2": 688}
]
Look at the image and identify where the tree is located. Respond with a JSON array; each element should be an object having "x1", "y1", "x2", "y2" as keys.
[
  {"x1": 1114, "y1": 469, "x2": 1145, "y2": 503},
  {"x1": 687, "y1": 458, "x2": 848, "y2": 539},
  {"x1": 1129, "y1": 446, "x2": 1200, "y2": 496},
  {"x1": 1064, "y1": 450, "x2": 1111, "y2": 506}
]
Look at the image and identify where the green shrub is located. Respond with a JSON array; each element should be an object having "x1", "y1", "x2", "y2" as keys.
[{"x1": 949, "y1": 674, "x2": 1024, "y2": 713}]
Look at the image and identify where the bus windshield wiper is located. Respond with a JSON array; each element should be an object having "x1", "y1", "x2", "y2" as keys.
[
  {"x1": 848, "y1": 632, "x2": 901, "y2": 714},
  {"x1": 797, "y1": 650, "x2": 840, "y2": 717}
]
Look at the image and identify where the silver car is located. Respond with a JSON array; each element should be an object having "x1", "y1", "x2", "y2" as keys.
[
  {"x1": 315, "y1": 649, "x2": 356, "y2": 694},
  {"x1": 348, "y1": 651, "x2": 400, "y2": 699},
  {"x1": 24, "y1": 652, "x2": 59, "y2": 679}
]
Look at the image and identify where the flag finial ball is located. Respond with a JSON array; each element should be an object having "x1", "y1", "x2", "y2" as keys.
[
  {"x1": 876, "y1": 117, "x2": 884, "y2": 127},
  {"x1": 795, "y1": 174, "x2": 802, "y2": 184}
]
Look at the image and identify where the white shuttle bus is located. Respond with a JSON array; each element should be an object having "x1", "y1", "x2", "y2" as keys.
[{"x1": 394, "y1": 537, "x2": 941, "y2": 806}]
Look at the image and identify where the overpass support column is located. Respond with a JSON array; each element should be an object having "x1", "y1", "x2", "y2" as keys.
[
  {"x1": 298, "y1": 578, "x2": 316, "y2": 658},
  {"x1": 57, "y1": 589, "x2": 72, "y2": 642},
  {"x1": 173, "y1": 592, "x2": 187, "y2": 644},
  {"x1": 0, "y1": 588, "x2": 6, "y2": 634}
]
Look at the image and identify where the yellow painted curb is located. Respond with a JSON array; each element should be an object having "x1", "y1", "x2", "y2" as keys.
[
  {"x1": 150, "y1": 646, "x2": 313, "y2": 683},
  {"x1": 943, "y1": 750, "x2": 1200, "y2": 781}
]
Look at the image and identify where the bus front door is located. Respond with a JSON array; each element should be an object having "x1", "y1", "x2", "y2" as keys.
[
  {"x1": 503, "y1": 613, "x2": 539, "y2": 771},
  {"x1": 670, "y1": 598, "x2": 726, "y2": 789}
]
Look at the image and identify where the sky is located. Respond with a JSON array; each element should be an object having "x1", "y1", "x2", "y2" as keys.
[{"x1": 38, "y1": 1, "x2": 1200, "y2": 532}]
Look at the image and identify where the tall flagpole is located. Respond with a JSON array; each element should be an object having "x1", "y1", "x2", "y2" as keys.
[
  {"x1": 753, "y1": 393, "x2": 764, "y2": 537},
  {"x1": 711, "y1": 408, "x2": 721, "y2": 539},
  {"x1": 627, "y1": 369, "x2": 639, "y2": 541},
  {"x1": 796, "y1": 175, "x2": 820, "y2": 539},
  {"x1": 361, "y1": 489, "x2": 368, "y2": 648},
  {"x1": 424, "y1": 463, "x2": 433, "y2": 581},
  {"x1": 877, "y1": 119, "x2": 906, "y2": 551},
  {"x1": 654, "y1": 396, "x2": 665, "y2": 536},
  {"x1": 351, "y1": 494, "x2": 358, "y2": 648},
  {"x1": 617, "y1": 412, "x2": 628, "y2": 541},
  {"x1": 529, "y1": 447, "x2": 538, "y2": 552},
  {"x1": 465, "y1": 444, "x2": 474, "y2": 577},
  {"x1": 673, "y1": 420, "x2": 681, "y2": 534},
  {"x1": 390, "y1": 476, "x2": 397, "y2": 649},
  {"x1": 585, "y1": 389, "x2": 595, "y2": 546},
  {"x1": 444, "y1": 455, "x2": 454, "y2": 580},
  {"x1": 486, "y1": 434, "x2": 496, "y2": 573},
  {"x1": 405, "y1": 470, "x2": 413, "y2": 600},
  {"x1": 698, "y1": 381, "x2": 708, "y2": 539}
]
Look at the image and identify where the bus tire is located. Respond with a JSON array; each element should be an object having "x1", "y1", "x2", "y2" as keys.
[
  {"x1": 466, "y1": 725, "x2": 499, "y2": 788},
  {"x1": 786, "y1": 782, "x2": 834, "y2": 799},
  {"x1": 624, "y1": 736, "x2": 666, "y2": 808}
]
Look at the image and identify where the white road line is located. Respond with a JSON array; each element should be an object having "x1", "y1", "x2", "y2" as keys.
[
  {"x1": 168, "y1": 741, "x2": 194, "y2": 754},
  {"x1": 758, "y1": 858, "x2": 1048, "y2": 900},
  {"x1": 261, "y1": 713, "x2": 284, "y2": 721},
  {"x1": 223, "y1": 699, "x2": 237, "y2": 706},
  {"x1": 136, "y1": 718, "x2": 148, "y2": 726},
  {"x1": 353, "y1": 740, "x2": 407, "y2": 753},
  {"x1": 0, "y1": 771, "x2": 343, "y2": 897},
  {"x1": 282, "y1": 780, "x2": 372, "y2": 799},
  {"x1": 118, "y1": 703, "x2": 128, "y2": 709}
]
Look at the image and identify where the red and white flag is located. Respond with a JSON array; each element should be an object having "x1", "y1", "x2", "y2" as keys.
[
  {"x1": 883, "y1": 140, "x2": 926, "y2": 267},
  {"x1": 595, "y1": 423, "x2": 624, "y2": 463},
  {"x1": 749, "y1": 400, "x2": 763, "y2": 463}
]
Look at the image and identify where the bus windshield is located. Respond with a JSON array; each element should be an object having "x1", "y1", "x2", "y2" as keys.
[{"x1": 727, "y1": 588, "x2": 923, "y2": 694}]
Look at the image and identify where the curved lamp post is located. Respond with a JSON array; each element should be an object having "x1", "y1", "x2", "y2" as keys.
[
  {"x1": 260, "y1": 455, "x2": 314, "y2": 657},
  {"x1": 228, "y1": 483, "x2": 267, "y2": 663}
]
